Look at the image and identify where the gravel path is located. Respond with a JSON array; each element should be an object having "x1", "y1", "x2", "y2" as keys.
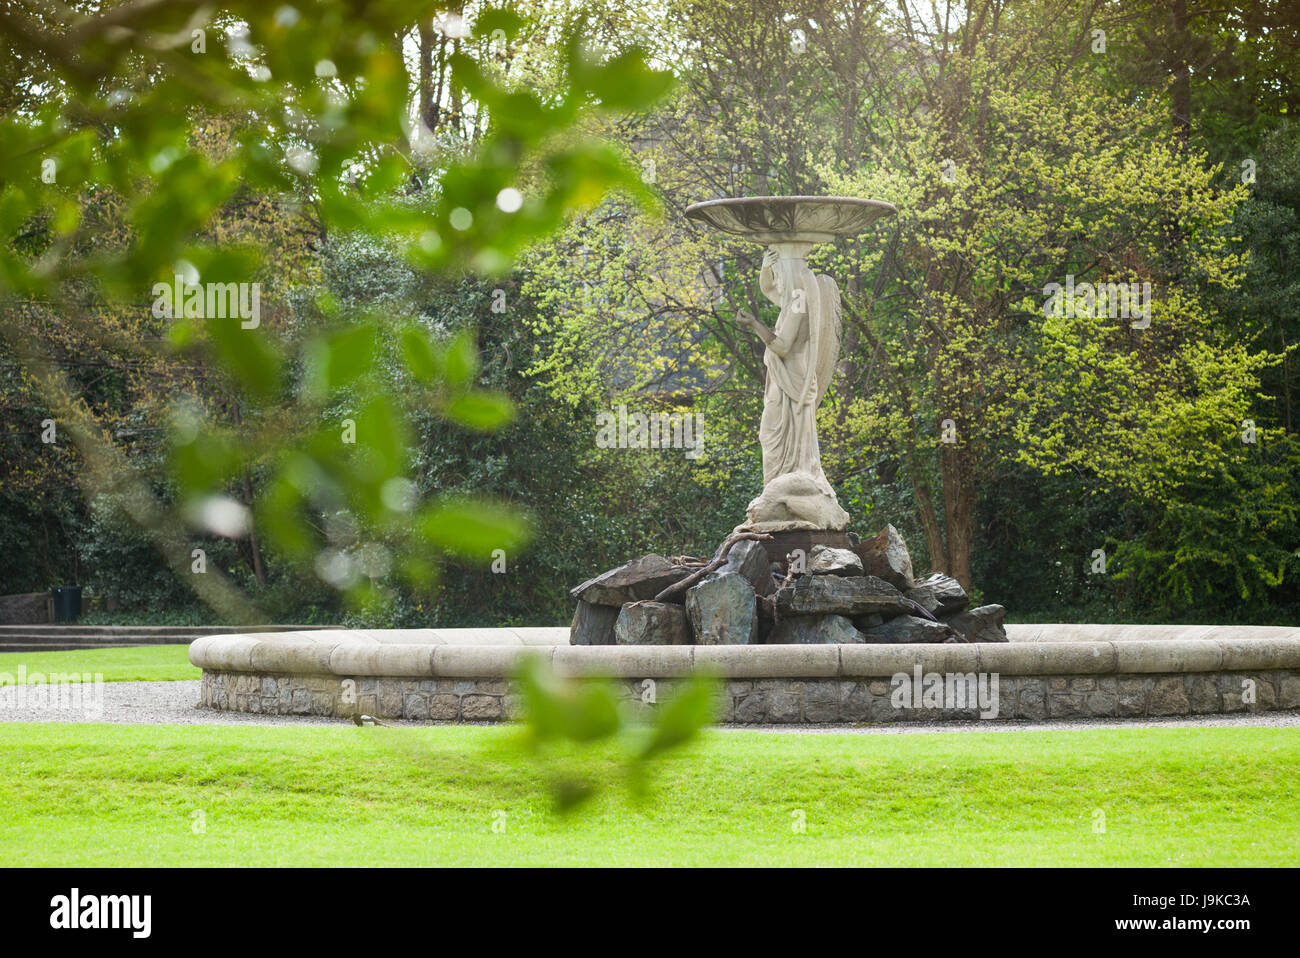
[
  {"x1": 2, "y1": 680, "x2": 1299, "y2": 733},
  {"x1": 0, "y1": 681, "x2": 340, "y2": 728}
]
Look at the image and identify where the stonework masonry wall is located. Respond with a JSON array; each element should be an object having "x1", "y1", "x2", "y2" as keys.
[{"x1": 200, "y1": 668, "x2": 1300, "y2": 724}]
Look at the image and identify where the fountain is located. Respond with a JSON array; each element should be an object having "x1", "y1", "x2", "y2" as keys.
[
  {"x1": 559, "y1": 194, "x2": 1017, "y2": 650},
  {"x1": 189, "y1": 196, "x2": 1300, "y2": 726}
]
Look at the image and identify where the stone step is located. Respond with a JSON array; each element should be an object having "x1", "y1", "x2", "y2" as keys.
[
  {"x1": 0, "y1": 642, "x2": 163, "y2": 653},
  {"x1": 0, "y1": 624, "x2": 342, "y2": 636},
  {"x1": 0, "y1": 624, "x2": 344, "y2": 651},
  {"x1": 0, "y1": 633, "x2": 190, "y2": 644},
  {"x1": 0, "y1": 633, "x2": 224, "y2": 647}
]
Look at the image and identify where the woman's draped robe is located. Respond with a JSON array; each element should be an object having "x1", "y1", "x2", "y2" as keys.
[{"x1": 740, "y1": 267, "x2": 849, "y2": 531}]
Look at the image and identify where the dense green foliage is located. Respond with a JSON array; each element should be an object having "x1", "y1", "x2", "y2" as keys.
[
  {"x1": 1, "y1": 1, "x2": 1297, "y2": 626},
  {"x1": 0, "y1": 1, "x2": 678, "y2": 626}
]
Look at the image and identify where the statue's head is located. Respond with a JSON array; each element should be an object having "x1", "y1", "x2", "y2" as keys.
[{"x1": 761, "y1": 245, "x2": 813, "y2": 310}]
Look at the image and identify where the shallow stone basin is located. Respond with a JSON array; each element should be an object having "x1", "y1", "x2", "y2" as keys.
[{"x1": 684, "y1": 195, "x2": 897, "y2": 244}]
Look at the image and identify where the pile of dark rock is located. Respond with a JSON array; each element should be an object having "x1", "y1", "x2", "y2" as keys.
[{"x1": 569, "y1": 524, "x2": 1008, "y2": 646}]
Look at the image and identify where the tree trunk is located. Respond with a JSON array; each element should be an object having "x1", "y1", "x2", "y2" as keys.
[
  {"x1": 231, "y1": 400, "x2": 267, "y2": 586},
  {"x1": 939, "y1": 442, "x2": 975, "y2": 589},
  {"x1": 417, "y1": 21, "x2": 437, "y2": 136},
  {"x1": 1169, "y1": 0, "x2": 1191, "y2": 149},
  {"x1": 905, "y1": 447, "x2": 949, "y2": 576},
  {"x1": 242, "y1": 472, "x2": 267, "y2": 586}
]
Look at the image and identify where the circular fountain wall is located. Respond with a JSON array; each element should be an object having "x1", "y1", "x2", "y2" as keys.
[{"x1": 191, "y1": 625, "x2": 1300, "y2": 724}]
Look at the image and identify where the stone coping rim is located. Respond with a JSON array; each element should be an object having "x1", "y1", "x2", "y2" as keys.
[{"x1": 190, "y1": 625, "x2": 1300, "y2": 679}]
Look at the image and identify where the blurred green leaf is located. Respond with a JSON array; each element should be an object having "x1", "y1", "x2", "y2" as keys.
[
  {"x1": 417, "y1": 498, "x2": 529, "y2": 557},
  {"x1": 443, "y1": 328, "x2": 480, "y2": 387},
  {"x1": 474, "y1": 8, "x2": 526, "y2": 41},
  {"x1": 350, "y1": 396, "x2": 409, "y2": 481},
  {"x1": 515, "y1": 656, "x2": 622, "y2": 744},
  {"x1": 170, "y1": 429, "x2": 243, "y2": 493},
  {"x1": 399, "y1": 325, "x2": 441, "y2": 381},
  {"x1": 306, "y1": 323, "x2": 377, "y2": 399},
  {"x1": 577, "y1": 47, "x2": 675, "y2": 112},
  {"x1": 204, "y1": 316, "x2": 282, "y2": 399},
  {"x1": 637, "y1": 675, "x2": 718, "y2": 761},
  {"x1": 445, "y1": 390, "x2": 515, "y2": 431}
]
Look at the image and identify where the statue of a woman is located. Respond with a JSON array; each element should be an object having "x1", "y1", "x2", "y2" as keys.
[{"x1": 733, "y1": 244, "x2": 850, "y2": 532}]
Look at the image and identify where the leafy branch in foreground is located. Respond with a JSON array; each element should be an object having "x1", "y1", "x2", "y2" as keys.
[
  {"x1": 509, "y1": 655, "x2": 720, "y2": 810},
  {"x1": 0, "y1": 2, "x2": 673, "y2": 614}
]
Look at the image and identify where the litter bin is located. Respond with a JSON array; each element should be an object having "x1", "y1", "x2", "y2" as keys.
[{"x1": 51, "y1": 585, "x2": 83, "y2": 623}]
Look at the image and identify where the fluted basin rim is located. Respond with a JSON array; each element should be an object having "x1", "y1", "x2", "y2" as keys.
[{"x1": 685, "y1": 195, "x2": 898, "y2": 244}]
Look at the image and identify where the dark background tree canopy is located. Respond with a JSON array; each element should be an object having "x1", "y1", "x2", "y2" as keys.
[{"x1": 1, "y1": 0, "x2": 1296, "y2": 626}]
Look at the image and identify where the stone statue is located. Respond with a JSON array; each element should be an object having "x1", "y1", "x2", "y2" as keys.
[
  {"x1": 734, "y1": 243, "x2": 850, "y2": 533},
  {"x1": 683, "y1": 195, "x2": 896, "y2": 536}
]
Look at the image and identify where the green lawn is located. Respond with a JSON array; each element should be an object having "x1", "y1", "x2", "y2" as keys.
[
  {"x1": 0, "y1": 721, "x2": 1295, "y2": 866},
  {"x1": 0, "y1": 645, "x2": 198, "y2": 683}
]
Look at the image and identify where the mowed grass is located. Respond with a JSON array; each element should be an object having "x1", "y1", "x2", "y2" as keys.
[
  {"x1": 0, "y1": 722, "x2": 1296, "y2": 866},
  {"x1": 0, "y1": 645, "x2": 198, "y2": 683}
]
